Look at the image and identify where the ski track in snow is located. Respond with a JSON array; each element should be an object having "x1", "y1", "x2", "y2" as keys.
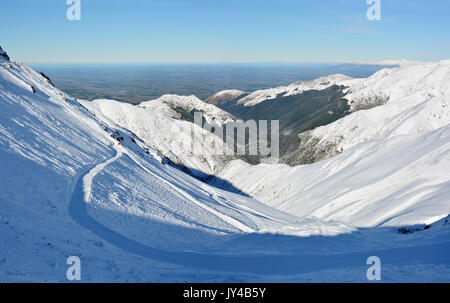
[
  {"x1": 124, "y1": 150, "x2": 255, "y2": 233},
  {"x1": 68, "y1": 148, "x2": 450, "y2": 275},
  {"x1": 2, "y1": 58, "x2": 450, "y2": 280},
  {"x1": 82, "y1": 147, "x2": 123, "y2": 203}
]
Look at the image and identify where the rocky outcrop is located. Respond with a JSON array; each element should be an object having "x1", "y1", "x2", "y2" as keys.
[
  {"x1": 280, "y1": 130, "x2": 343, "y2": 165},
  {"x1": 0, "y1": 46, "x2": 10, "y2": 62},
  {"x1": 39, "y1": 72, "x2": 55, "y2": 87}
]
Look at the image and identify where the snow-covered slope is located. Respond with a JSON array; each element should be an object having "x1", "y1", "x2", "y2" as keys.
[
  {"x1": 297, "y1": 61, "x2": 450, "y2": 159},
  {"x1": 0, "y1": 61, "x2": 328, "y2": 240},
  {"x1": 139, "y1": 94, "x2": 237, "y2": 124},
  {"x1": 219, "y1": 125, "x2": 450, "y2": 227},
  {"x1": 236, "y1": 74, "x2": 353, "y2": 106},
  {"x1": 82, "y1": 93, "x2": 246, "y2": 176},
  {"x1": 218, "y1": 61, "x2": 450, "y2": 227},
  {"x1": 1, "y1": 49, "x2": 449, "y2": 282},
  {"x1": 204, "y1": 89, "x2": 246, "y2": 105},
  {"x1": 1, "y1": 55, "x2": 373, "y2": 282},
  {"x1": 83, "y1": 98, "x2": 233, "y2": 176},
  {"x1": 224, "y1": 61, "x2": 439, "y2": 109},
  {"x1": 349, "y1": 59, "x2": 433, "y2": 67}
]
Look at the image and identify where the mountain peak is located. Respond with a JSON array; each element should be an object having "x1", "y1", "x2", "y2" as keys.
[
  {"x1": 0, "y1": 46, "x2": 10, "y2": 62},
  {"x1": 205, "y1": 89, "x2": 246, "y2": 106}
]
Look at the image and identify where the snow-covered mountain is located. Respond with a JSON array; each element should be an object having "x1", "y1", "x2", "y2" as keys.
[
  {"x1": 1, "y1": 51, "x2": 366, "y2": 282},
  {"x1": 1, "y1": 47, "x2": 450, "y2": 282},
  {"x1": 76, "y1": 93, "x2": 247, "y2": 177},
  {"x1": 158, "y1": 63, "x2": 449, "y2": 170},
  {"x1": 204, "y1": 89, "x2": 247, "y2": 106},
  {"x1": 204, "y1": 60, "x2": 437, "y2": 109},
  {"x1": 139, "y1": 94, "x2": 237, "y2": 125},
  {"x1": 83, "y1": 98, "x2": 234, "y2": 176},
  {"x1": 293, "y1": 61, "x2": 450, "y2": 162},
  {"x1": 235, "y1": 74, "x2": 353, "y2": 106},
  {"x1": 218, "y1": 60, "x2": 450, "y2": 227},
  {"x1": 349, "y1": 59, "x2": 434, "y2": 67}
]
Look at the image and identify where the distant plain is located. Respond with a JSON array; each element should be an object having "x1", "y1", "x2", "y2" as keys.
[{"x1": 30, "y1": 63, "x2": 390, "y2": 104}]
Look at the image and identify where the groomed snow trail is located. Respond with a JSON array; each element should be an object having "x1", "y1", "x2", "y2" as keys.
[
  {"x1": 68, "y1": 148, "x2": 450, "y2": 276},
  {"x1": 124, "y1": 151, "x2": 255, "y2": 233},
  {"x1": 82, "y1": 148, "x2": 123, "y2": 203}
]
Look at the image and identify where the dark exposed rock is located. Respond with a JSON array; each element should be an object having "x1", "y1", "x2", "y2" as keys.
[
  {"x1": 280, "y1": 131, "x2": 343, "y2": 165},
  {"x1": 0, "y1": 46, "x2": 10, "y2": 61},
  {"x1": 350, "y1": 93, "x2": 389, "y2": 112},
  {"x1": 398, "y1": 227, "x2": 413, "y2": 234},
  {"x1": 39, "y1": 72, "x2": 55, "y2": 87}
]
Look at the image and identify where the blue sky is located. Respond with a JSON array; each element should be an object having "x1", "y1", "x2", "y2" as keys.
[{"x1": 1, "y1": 0, "x2": 449, "y2": 63}]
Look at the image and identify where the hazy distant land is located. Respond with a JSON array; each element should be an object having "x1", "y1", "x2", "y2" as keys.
[{"x1": 30, "y1": 63, "x2": 392, "y2": 104}]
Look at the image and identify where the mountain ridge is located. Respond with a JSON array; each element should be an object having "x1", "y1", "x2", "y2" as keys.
[{"x1": 1, "y1": 45, "x2": 450, "y2": 281}]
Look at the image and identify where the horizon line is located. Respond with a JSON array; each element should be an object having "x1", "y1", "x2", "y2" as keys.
[
  {"x1": 24, "y1": 60, "x2": 398, "y2": 66},
  {"x1": 22, "y1": 59, "x2": 446, "y2": 66}
]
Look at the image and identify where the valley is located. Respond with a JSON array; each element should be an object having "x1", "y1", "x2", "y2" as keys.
[{"x1": 1, "y1": 46, "x2": 450, "y2": 282}]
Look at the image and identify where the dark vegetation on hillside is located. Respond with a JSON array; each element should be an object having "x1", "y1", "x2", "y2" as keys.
[
  {"x1": 154, "y1": 85, "x2": 384, "y2": 167},
  {"x1": 214, "y1": 85, "x2": 351, "y2": 166}
]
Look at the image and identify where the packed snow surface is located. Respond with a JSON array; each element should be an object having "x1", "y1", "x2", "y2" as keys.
[{"x1": 219, "y1": 61, "x2": 450, "y2": 228}]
